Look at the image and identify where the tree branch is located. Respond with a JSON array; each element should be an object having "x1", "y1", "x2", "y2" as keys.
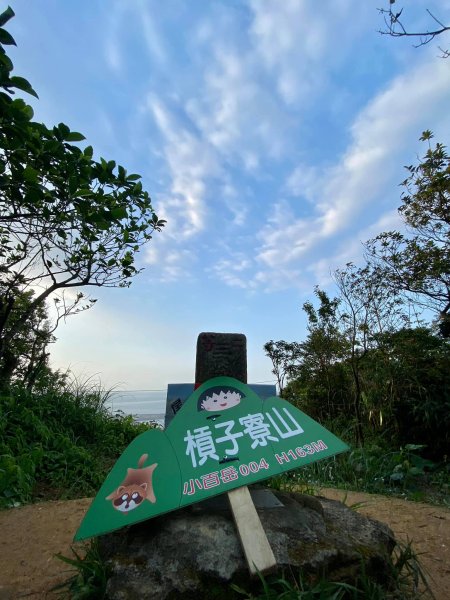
[{"x1": 378, "y1": 4, "x2": 449, "y2": 54}]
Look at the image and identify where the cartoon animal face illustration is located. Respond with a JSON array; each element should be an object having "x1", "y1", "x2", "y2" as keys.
[
  {"x1": 198, "y1": 386, "x2": 245, "y2": 411},
  {"x1": 106, "y1": 453, "x2": 157, "y2": 513},
  {"x1": 111, "y1": 484, "x2": 147, "y2": 512}
]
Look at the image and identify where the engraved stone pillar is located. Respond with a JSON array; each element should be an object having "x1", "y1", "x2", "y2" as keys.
[{"x1": 195, "y1": 332, "x2": 247, "y2": 386}]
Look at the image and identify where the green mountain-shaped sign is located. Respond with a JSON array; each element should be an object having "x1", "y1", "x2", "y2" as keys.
[{"x1": 75, "y1": 377, "x2": 349, "y2": 540}]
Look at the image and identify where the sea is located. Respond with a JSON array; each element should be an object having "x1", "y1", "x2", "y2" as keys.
[
  {"x1": 104, "y1": 383, "x2": 278, "y2": 429},
  {"x1": 104, "y1": 390, "x2": 167, "y2": 427}
]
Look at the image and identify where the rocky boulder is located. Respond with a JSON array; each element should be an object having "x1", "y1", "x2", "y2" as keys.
[{"x1": 99, "y1": 489, "x2": 395, "y2": 600}]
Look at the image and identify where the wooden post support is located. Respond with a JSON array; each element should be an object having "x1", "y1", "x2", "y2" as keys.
[{"x1": 195, "y1": 332, "x2": 277, "y2": 575}]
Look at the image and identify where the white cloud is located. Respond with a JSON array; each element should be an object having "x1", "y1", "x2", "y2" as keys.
[
  {"x1": 286, "y1": 164, "x2": 322, "y2": 203},
  {"x1": 221, "y1": 183, "x2": 249, "y2": 227},
  {"x1": 208, "y1": 253, "x2": 254, "y2": 289},
  {"x1": 255, "y1": 56, "x2": 450, "y2": 279},
  {"x1": 318, "y1": 57, "x2": 450, "y2": 237},
  {"x1": 146, "y1": 96, "x2": 220, "y2": 240},
  {"x1": 136, "y1": 0, "x2": 168, "y2": 67},
  {"x1": 256, "y1": 198, "x2": 319, "y2": 268},
  {"x1": 144, "y1": 245, "x2": 197, "y2": 283},
  {"x1": 104, "y1": 0, "x2": 167, "y2": 73},
  {"x1": 307, "y1": 208, "x2": 404, "y2": 287},
  {"x1": 248, "y1": 0, "x2": 361, "y2": 106},
  {"x1": 185, "y1": 44, "x2": 290, "y2": 167},
  {"x1": 104, "y1": 2, "x2": 125, "y2": 72}
]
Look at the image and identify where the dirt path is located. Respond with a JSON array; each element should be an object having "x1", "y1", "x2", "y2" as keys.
[
  {"x1": 0, "y1": 491, "x2": 448, "y2": 599},
  {"x1": 319, "y1": 488, "x2": 449, "y2": 600}
]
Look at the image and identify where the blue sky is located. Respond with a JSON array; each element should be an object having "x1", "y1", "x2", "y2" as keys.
[{"x1": 8, "y1": 0, "x2": 450, "y2": 391}]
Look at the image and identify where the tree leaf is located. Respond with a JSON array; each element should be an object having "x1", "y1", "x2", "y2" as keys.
[
  {"x1": 56, "y1": 123, "x2": 70, "y2": 139},
  {"x1": 9, "y1": 76, "x2": 38, "y2": 98},
  {"x1": 22, "y1": 165, "x2": 39, "y2": 183},
  {"x1": 23, "y1": 103, "x2": 34, "y2": 119},
  {"x1": 76, "y1": 189, "x2": 93, "y2": 198},
  {"x1": 0, "y1": 27, "x2": 16, "y2": 45},
  {"x1": 0, "y1": 7, "x2": 15, "y2": 27},
  {"x1": 0, "y1": 49, "x2": 13, "y2": 70},
  {"x1": 111, "y1": 206, "x2": 127, "y2": 220},
  {"x1": 65, "y1": 131, "x2": 86, "y2": 142}
]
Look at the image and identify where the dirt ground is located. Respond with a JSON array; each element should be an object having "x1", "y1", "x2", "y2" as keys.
[{"x1": 0, "y1": 490, "x2": 448, "y2": 599}]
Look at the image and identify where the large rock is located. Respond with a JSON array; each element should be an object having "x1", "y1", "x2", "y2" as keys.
[{"x1": 99, "y1": 490, "x2": 395, "y2": 600}]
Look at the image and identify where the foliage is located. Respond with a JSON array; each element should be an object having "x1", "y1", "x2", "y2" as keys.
[
  {"x1": 291, "y1": 442, "x2": 449, "y2": 506},
  {"x1": 0, "y1": 285, "x2": 55, "y2": 388},
  {"x1": 333, "y1": 262, "x2": 412, "y2": 445},
  {"x1": 0, "y1": 374, "x2": 153, "y2": 508},
  {"x1": 232, "y1": 572, "x2": 356, "y2": 599},
  {"x1": 0, "y1": 7, "x2": 165, "y2": 387},
  {"x1": 264, "y1": 340, "x2": 302, "y2": 394},
  {"x1": 365, "y1": 132, "x2": 450, "y2": 334},
  {"x1": 283, "y1": 288, "x2": 351, "y2": 423},
  {"x1": 231, "y1": 540, "x2": 433, "y2": 599},
  {"x1": 367, "y1": 328, "x2": 450, "y2": 458},
  {"x1": 54, "y1": 540, "x2": 109, "y2": 600}
]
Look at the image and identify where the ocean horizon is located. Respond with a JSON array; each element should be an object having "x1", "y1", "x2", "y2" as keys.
[
  {"x1": 105, "y1": 390, "x2": 166, "y2": 426},
  {"x1": 104, "y1": 383, "x2": 278, "y2": 428}
]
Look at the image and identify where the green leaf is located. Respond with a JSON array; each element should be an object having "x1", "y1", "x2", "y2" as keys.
[
  {"x1": 111, "y1": 206, "x2": 127, "y2": 220},
  {"x1": 0, "y1": 7, "x2": 15, "y2": 27},
  {"x1": 408, "y1": 466, "x2": 423, "y2": 476},
  {"x1": 57, "y1": 123, "x2": 70, "y2": 139},
  {"x1": 22, "y1": 103, "x2": 34, "y2": 119},
  {"x1": 87, "y1": 213, "x2": 110, "y2": 230},
  {"x1": 9, "y1": 76, "x2": 38, "y2": 98},
  {"x1": 65, "y1": 131, "x2": 86, "y2": 142},
  {"x1": 97, "y1": 221, "x2": 110, "y2": 230},
  {"x1": 76, "y1": 189, "x2": 92, "y2": 198},
  {"x1": 68, "y1": 177, "x2": 78, "y2": 195},
  {"x1": 22, "y1": 166, "x2": 39, "y2": 183},
  {"x1": 0, "y1": 51, "x2": 13, "y2": 71},
  {"x1": 127, "y1": 173, "x2": 141, "y2": 181},
  {"x1": 0, "y1": 27, "x2": 16, "y2": 45}
]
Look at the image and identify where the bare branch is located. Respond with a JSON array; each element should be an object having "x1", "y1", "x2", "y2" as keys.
[{"x1": 378, "y1": 4, "x2": 449, "y2": 55}]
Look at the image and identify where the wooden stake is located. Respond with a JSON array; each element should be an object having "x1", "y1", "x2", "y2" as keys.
[{"x1": 227, "y1": 486, "x2": 277, "y2": 575}]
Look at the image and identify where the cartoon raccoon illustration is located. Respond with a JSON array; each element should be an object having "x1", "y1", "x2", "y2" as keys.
[{"x1": 106, "y1": 453, "x2": 157, "y2": 513}]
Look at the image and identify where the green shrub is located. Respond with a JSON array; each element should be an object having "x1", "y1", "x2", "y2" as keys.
[
  {"x1": 287, "y1": 443, "x2": 448, "y2": 505},
  {"x1": 0, "y1": 379, "x2": 155, "y2": 507}
]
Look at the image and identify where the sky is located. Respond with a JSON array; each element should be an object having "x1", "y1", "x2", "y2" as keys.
[{"x1": 7, "y1": 0, "x2": 450, "y2": 392}]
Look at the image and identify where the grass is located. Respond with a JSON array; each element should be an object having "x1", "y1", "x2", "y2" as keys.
[
  {"x1": 53, "y1": 540, "x2": 109, "y2": 600},
  {"x1": 269, "y1": 442, "x2": 450, "y2": 507},
  {"x1": 231, "y1": 541, "x2": 434, "y2": 599},
  {"x1": 0, "y1": 374, "x2": 154, "y2": 508}
]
